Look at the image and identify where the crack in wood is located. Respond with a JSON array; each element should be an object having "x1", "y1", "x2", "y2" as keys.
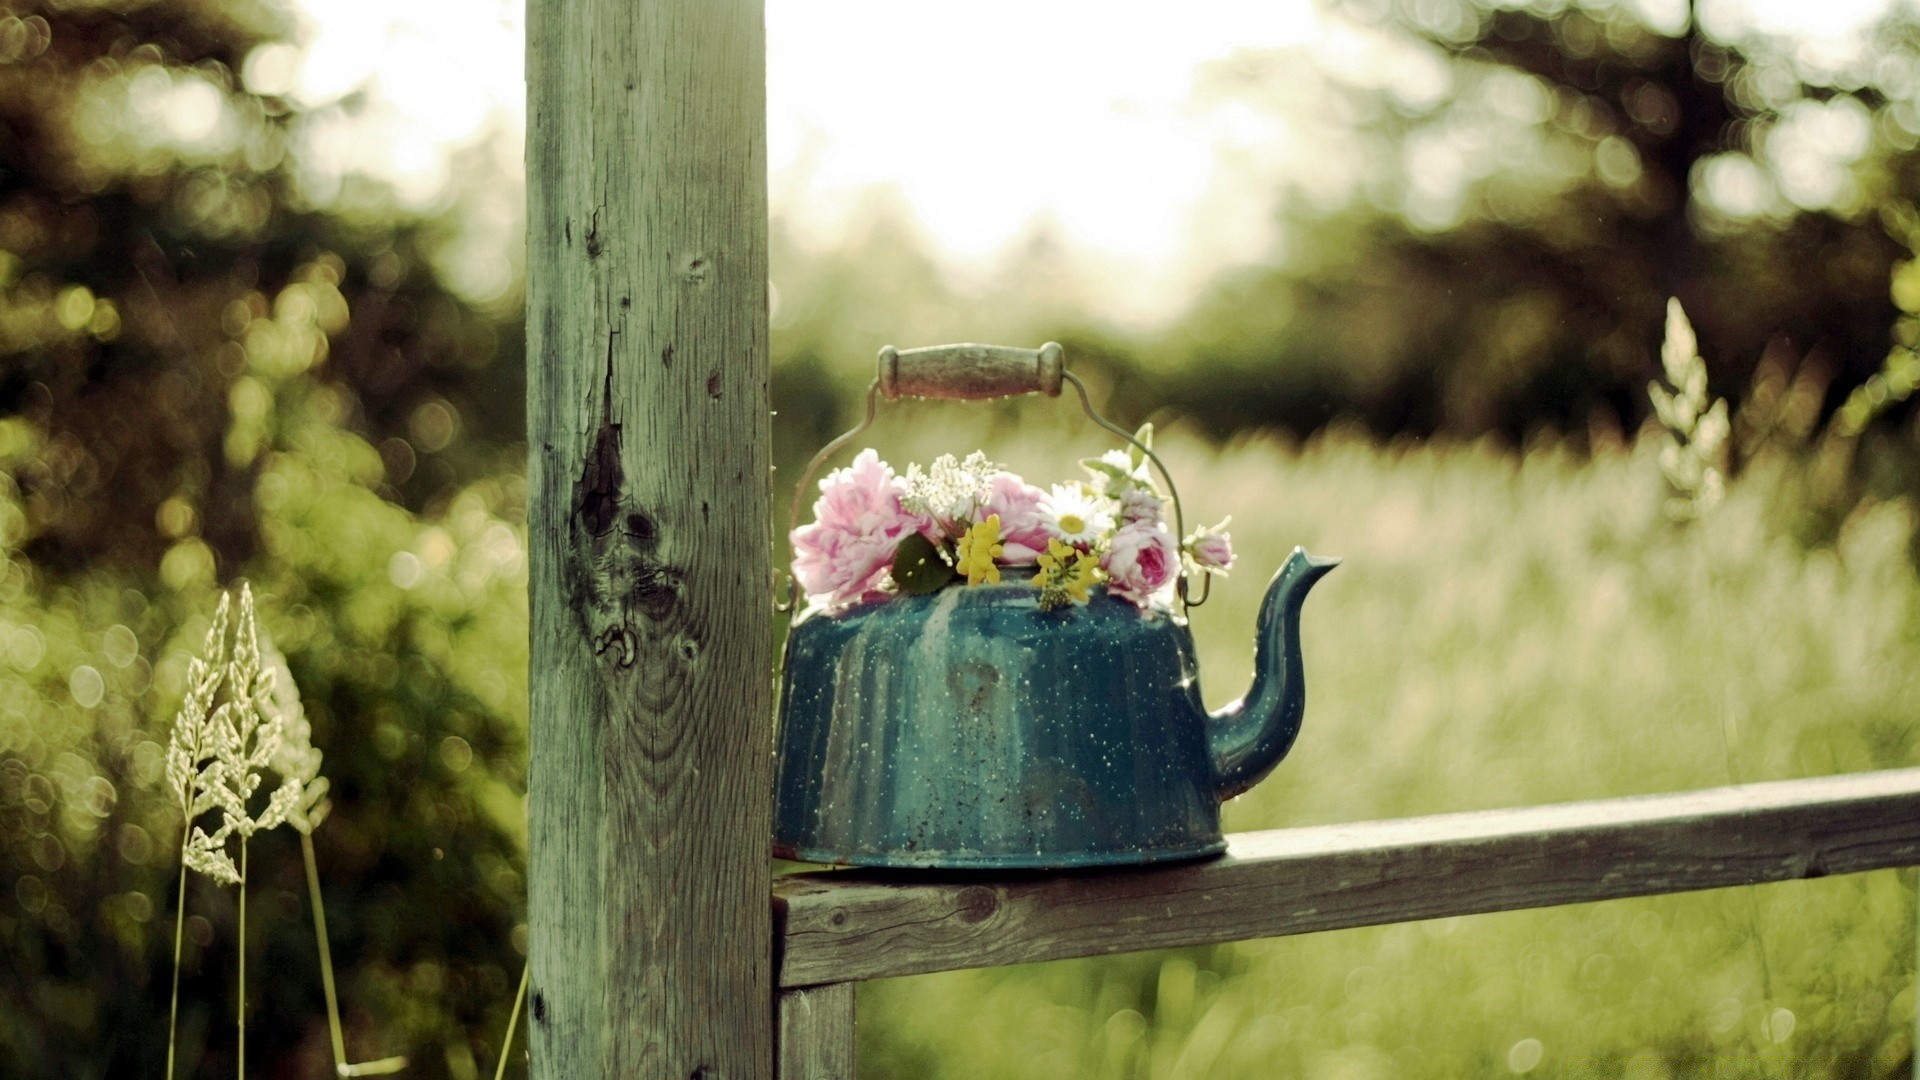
[{"x1": 566, "y1": 330, "x2": 692, "y2": 691}]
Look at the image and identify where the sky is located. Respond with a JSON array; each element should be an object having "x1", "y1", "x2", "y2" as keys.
[{"x1": 262, "y1": 0, "x2": 1904, "y2": 322}]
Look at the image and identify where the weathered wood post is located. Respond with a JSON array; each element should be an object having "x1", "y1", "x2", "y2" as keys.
[{"x1": 526, "y1": 0, "x2": 773, "y2": 1075}]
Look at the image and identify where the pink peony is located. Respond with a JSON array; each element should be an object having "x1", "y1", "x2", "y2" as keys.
[
  {"x1": 790, "y1": 449, "x2": 922, "y2": 608},
  {"x1": 1101, "y1": 522, "x2": 1179, "y2": 607},
  {"x1": 981, "y1": 472, "x2": 1050, "y2": 564},
  {"x1": 1185, "y1": 517, "x2": 1234, "y2": 573}
]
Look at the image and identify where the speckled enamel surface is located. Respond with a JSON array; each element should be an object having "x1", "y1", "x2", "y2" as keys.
[{"x1": 773, "y1": 549, "x2": 1335, "y2": 869}]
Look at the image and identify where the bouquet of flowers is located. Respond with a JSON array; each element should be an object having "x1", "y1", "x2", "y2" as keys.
[{"x1": 790, "y1": 426, "x2": 1234, "y2": 613}]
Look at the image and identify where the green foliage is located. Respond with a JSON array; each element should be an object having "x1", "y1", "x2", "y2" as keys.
[
  {"x1": 0, "y1": 379, "x2": 527, "y2": 1077},
  {"x1": 841, "y1": 411, "x2": 1920, "y2": 1079},
  {"x1": 1839, "y1": 205, "x2": 1920, "y2": 437}
]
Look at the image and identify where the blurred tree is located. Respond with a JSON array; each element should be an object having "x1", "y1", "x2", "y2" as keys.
[
  {"x1": 1124, "y1": 0, "x2": 1920, "y2": 444},
  {"x1": 0, "y1": 0, "x2": 522, "y2": 582}
]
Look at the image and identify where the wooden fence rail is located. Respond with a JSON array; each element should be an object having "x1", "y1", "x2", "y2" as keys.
[{"x1": 772, "y1": 767, "x2": 1920, "y2": 1075}]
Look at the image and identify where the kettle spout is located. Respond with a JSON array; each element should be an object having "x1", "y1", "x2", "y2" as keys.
[{"x1": 1208, "y1": 547, "x2": 1338, "y2": 800}]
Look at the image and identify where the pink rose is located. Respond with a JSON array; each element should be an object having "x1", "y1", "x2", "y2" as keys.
[
  {"x1": 790, "y1": 449, "x2": 922, "y2": 608},
  {"x1": 1101, "y1": 522, "x2": 1179, "y2": 607},
  {"x1": 1116, "y1": 487, "x2": 1165, "y2": 526},
  {"x1": 1185, "y1": 518, "x2": 1234, "y2": 573},
  {"x1": 982, "y1": 472, "x2": 1050, "y2": 564}
]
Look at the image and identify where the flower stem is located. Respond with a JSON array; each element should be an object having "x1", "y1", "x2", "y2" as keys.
[
  {"x1": 237, "y1": 836, "x2": 248, "y2": 1080},
  {"x1": 301, "y1": 831, "x2": 348, "y2": 1073},
  {"x1": 493, "y1": 963, "x2": 530, "y2": 1080}
]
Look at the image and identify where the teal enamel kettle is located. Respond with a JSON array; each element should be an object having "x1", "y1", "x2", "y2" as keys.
[{"x1": 774, "y1": 343, "x2": 1336, "y2": 869}]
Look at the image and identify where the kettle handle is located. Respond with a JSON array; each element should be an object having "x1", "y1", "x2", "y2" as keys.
[
  {"x1": 878, "y1": 342, "x2": 1065, "y2": 401},
  {"x1": 781, "y1": 342, "x2": 1205, "y2": 615}
]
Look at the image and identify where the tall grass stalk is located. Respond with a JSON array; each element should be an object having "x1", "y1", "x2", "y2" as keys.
[
  {"x1": 301, "y1": 831, "x2": 348, "y2": 1071},
  {"x1": 237, "y1": 837, "x2": 248, "y2": 1080},
  {"x1": 166, "y1": 858, "x2": 189, "y2": 1080},
  {"x1": 161, "y1": 585, "x2": 303, "y2": 1078},
  {"x1": 1661, "y1": 297, "x2": 1788, "y2": 1068},
  {"x1": 298, "y1": 828, "x2": 408, "y2": 1078},
  {"x1": 164, "y1": 592, "x2": 236, "y2": 1080},
  {"x1": 493, "y1": 964, "x2": 530, "y2": 1080},
  {"x1": 263, "y1": 634, "x2": 408, "y2": 1080},
  {"x1": 1649, "y1": 298, "x2": 1729, "y2": 522}
]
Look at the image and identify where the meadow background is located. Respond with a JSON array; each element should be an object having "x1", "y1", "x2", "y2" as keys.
[{"x1": 5, "y1": 0, "x2": 1920, "y2": 1077}]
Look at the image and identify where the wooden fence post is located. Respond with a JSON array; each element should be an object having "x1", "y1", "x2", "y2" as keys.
[
  {"x1": 526, "y1": 0, "x2": 773, "y2": 1075},
  {"x1": 777, "y1": 984, "x2": 856, "y2": 1079}
]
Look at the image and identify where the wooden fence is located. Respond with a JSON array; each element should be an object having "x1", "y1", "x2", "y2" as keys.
[
  {"x1": 775, "y1": 768, "x2": 1920, "y2": 1076},
  {"x1": 522, "y1": 2, "x2": 1920, "y2": 1077}
]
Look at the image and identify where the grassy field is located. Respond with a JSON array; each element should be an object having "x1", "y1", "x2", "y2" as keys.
[{"x1": 833, "y1": 406, "x2": 1920, "y2": 1079}]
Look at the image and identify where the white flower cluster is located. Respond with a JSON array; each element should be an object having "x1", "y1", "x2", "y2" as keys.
[{"x1": 900, "y1": 450, "x2": 1001, "y2": 537}]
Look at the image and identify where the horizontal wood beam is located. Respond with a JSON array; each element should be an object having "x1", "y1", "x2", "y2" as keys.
[{"x1": 775, "y1": 767, "x2": 1920, "y2": 988}]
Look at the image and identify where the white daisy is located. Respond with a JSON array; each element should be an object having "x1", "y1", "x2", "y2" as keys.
[{"x1": 1042, "y1": 483, "x2": 1115, "y2": 547}]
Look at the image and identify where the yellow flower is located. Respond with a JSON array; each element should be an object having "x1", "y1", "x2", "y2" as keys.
[
  {"x1": 955, "y1": 514, "x2": 1004, "y2": 585},
  {"x1": 1035, "y1": 537, "x2": 1098, "y2": 607}
]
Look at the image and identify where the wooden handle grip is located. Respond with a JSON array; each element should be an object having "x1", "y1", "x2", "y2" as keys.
[{"x1": 878, "y1": 342, "x2": 1065, "y2": 400}]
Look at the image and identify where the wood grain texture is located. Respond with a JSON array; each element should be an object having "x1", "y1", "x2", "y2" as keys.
[
  {"x1": 777, "y1": 768, "x2": 1920, "y2": 988},
  {"x1": 526, "y1": 0, "x2": 772, "y2": 1076},
  {"x1": 776, "y1": 984, "x2": 855, "y2": 1080},
  {"x1": 879, "y1": 342, "x2": 1064, "y2": 400}
]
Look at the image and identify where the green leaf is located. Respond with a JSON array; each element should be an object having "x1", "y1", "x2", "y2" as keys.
[
  {"x1": 1079, "y1": 456, "x2": 1131, "y2": 483},
  {"x1": 1129, "y1": 422, "x2": 1154, "y2": 468},
  {"x1": 891, "y1": 533, "x2": 956, "y2": 596}
]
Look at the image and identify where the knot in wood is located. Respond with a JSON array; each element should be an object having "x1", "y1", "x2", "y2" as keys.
[{"x1": 955, "y1": 886, "x2": 997, "y2": 924}]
